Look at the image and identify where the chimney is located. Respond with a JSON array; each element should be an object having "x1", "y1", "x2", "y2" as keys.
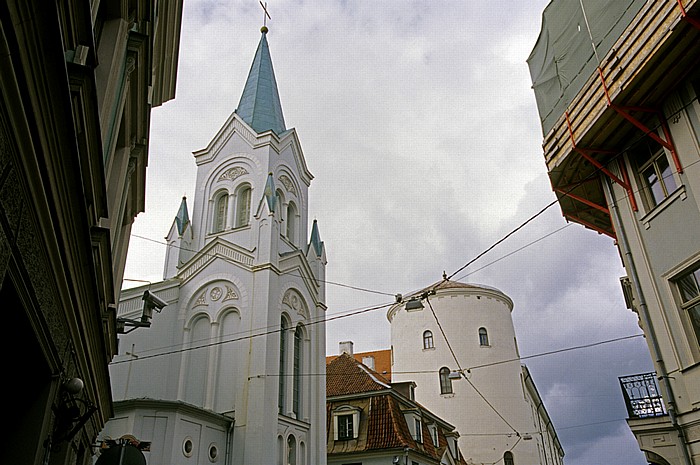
[
  {"x1": 362, "y1": 355, "x2": 375, "y2": 370},
  {"x1": 339, "y1": 341, "x2": 354, "y2": 356}
]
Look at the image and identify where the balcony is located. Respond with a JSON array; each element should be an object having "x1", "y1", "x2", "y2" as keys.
[{"x1": 619, "y1": 372, "x2": 667, "y2": 419}]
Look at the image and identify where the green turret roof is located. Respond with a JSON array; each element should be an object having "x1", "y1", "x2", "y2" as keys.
[{"x1": 236, "y1": 28, "x2": 286, "y2": 135}]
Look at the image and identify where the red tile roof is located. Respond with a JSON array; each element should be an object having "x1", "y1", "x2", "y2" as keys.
[
  {"x1": 326, "y1": 353, "x2": 390, "y2": 397},
  {"x1": 326, "y1": 348, "x2": 392, "y2": 381}
]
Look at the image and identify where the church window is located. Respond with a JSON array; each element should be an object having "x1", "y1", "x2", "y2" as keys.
[
  {"x1": 287, "y1": 435, "x2": 296, "y2": 465},
  {"x1": 674, "y1": 262, "x2": 700, "y2": 349},
  {"x1": 279, "y1": 315, "x2": 290, "y2": 414},
  {"x1": 504, "y1": 451, "x2": 514, "y2": 465},
  {"x1": 287, "y1": 201, "x2": 298, "y2": 245},
  {"x1": 235, "y1": 185, "x2": 251, "y2": 228},
  {"x1": 479, "y1": 327, "x2": 489, "y2": 346},
  {"x1": 293, "y1": 325, "x2": 303, "y2": 417},
  {"x1": 423, "y1": 330, "x2": 434, "y2": 349},
  {"x1": 439, "y1": 367, "x2": 453, "y2": 394},
  {"x1": 213, "y1": 191, "x2": 228, "y2": 233}
]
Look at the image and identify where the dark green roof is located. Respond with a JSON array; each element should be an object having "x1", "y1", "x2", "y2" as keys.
[{"x1": 236, "y1": 29, "x2": 286, "y2": 135}]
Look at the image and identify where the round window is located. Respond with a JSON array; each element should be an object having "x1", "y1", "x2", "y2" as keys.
[
  {"x1": 182, "y1": 437, "x2": 194, "y2": 457},
  {"x1": 208, "y1": 444, "x2": 218, "y2": 462}
]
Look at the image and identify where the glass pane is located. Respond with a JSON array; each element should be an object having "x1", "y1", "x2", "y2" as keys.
[
  {"x1": 689, "y1": 303, "x2": 700, "y2": 348},
  {"x1": 643, "y1": 165, "x2": 664, "y2": 205},
  {"x1": 658, "y1": 155, "x2": 677, "y2": 194},
  {"x1": 678, "y1": 272, "x2": 700, "y2": 302}
]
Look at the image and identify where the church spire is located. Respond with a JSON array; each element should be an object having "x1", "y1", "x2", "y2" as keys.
[{"x1": 236, "y1": 26, "x2": 286, "y2": 135}]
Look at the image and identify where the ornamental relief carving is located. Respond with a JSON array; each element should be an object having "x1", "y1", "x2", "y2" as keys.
[
  {"x1": 218, "y1": 166, "x2": 249, "y2": 182},
  {"x1": 283, "y1": 289, "x2": 308, "y2": 319},
  {"x1": 224, "y1": 285, "x2": 239, "y2": 301},
  {"x1": 194, "y1": 291, "x2": 207, "y2": 306},
  {"x1": 278, "y1": 174, "x2": 297, "y2": 196}
]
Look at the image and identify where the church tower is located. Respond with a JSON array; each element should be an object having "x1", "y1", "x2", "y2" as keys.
[{"x1": 102, "y1": 25, "x2": 328, "y2": 465}]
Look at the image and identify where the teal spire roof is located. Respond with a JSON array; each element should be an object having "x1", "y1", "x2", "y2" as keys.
[
  {"x1": 175, "y1": 196, "x2": 189, "y2": 235},
  {"x1": 236, "y1": 28, "x2": 286, "y2": 135},
  {"x1": 309, "y1": 219, "x2": 324, "y2": 257}
]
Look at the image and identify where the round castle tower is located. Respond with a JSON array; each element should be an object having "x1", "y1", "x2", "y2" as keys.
[{"x1": 388, "y1": 280, "x2": 557, "y2": 465}]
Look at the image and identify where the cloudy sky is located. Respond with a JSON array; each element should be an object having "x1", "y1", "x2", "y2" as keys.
[{"x1": 123, "y1": 1, "x2": 655, "y2": 464}]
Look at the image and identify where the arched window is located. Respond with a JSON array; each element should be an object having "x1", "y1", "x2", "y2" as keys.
[
  {"x1": 504, "y1": 451, "x2": 514, "y2": 465},
  {"x1": 213, "y1": 191, "x2": 228, "y2": 233},
  {"x1": 286, "y1": 201, "x2": 297, "y2": 245},
  {"x1": 423, "y1": 330, "x2": 434, "y2": 349},
  {"x1": 293, "y1": 325, "x2": 303, "y2": 418},
  {"x1": 279, "y1": 315, "x2": 290, "y2": 414},
  {"x1": 235, "y1": 185, "x2": 251, "y2": 228},
  {"x1": 479, "y1": 327, "x2": 489, "y2": 346},
  {"x1": 439, "y1": 367, "x2": 453, "y2": 394},
  {"x1": 287, "y1": 435, "x2": 296, "y2": 465}
]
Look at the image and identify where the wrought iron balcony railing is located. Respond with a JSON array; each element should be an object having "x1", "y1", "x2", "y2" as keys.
[{"x1": 619, "y1": 372, "x2": 667, "y2": 419}]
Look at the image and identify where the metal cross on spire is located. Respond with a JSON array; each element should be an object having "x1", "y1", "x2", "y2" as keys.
[{"x1": 260, "y1": 1, "x2": 271, "y2": 28}]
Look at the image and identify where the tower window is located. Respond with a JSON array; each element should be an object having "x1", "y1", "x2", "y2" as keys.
[
  {"x1": 439, "y1": 367, "x2": 453, "y2": 395},
  {"x1": 504, "y1": 451, "x2": 514, "y2": 465},
  {"x1": 479, "y1": 327, "x2": 489, "y2": 346},
  {"x1": 279, "y1": 315, "x2": 289, "y2": 414},
  {"x1": 213, "y1": 192, "x2": 228, "y2": 233},
  {"x1": 287, "y1": 201, "x2": 297, "y2": 245},
  {"x1": 293, "y1": 325, "x2": 303, "y2": 418},
  {"x1": 423, "y1": 330, "x2": 434, "y2": 349},
  {"x1": 235, "y1": 185, "x2": 251, "y2": 228}
]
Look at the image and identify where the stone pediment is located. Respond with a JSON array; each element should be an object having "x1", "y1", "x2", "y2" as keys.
[{"x1": 177, "y1": 238, "x2": 254, "y2": 285}]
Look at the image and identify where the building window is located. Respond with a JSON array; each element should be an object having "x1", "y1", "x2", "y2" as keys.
[
  {"x1": 634, "y1": 140, "x2": 678, "y2": 208},
  {"x1": 293, "y1": 325, "x2": 303, "y2": 418},
  {"x1": 279, "y1": 315, "x2": 289, "y2": 414},
  {"x1": 676, "y1": 263, "x2": 700, "y2": 347},
  {"x1": 479, "y1": 327, "x2": 489, "y2": 346},
  {"x1": 213, "y1": 192, "x2": 228, "y2": 233},
  {"x1": 338, "y1": 414, "x2": 354, "y2": 440},
  {"x1": 429, "y1": 424, "x2": 439, "y2": 447},
  {"x1": 333, "y1": 407, "x2": 360, "y2": 440},
  {"x1": 504, "y1": 451, "x2": 514, "y2": 465},
  {"x1": 423, "y1": 330, "x2": 434, "y2": 349},
  {"x1": 439, "y1": 367, "x2": 453, "y2": 395},
  {"x1": 235, "y1": 185, "x2": 251, "y2": 227},
  {"x1": 414, "y1": 418, "x2": 422, "y2": 443},
  {"x1": 287, "y1": 201, "x2": 297, "y2": 245},
  {"x1": 409, "y1": 384, "x2": 415, "y2": 401}
]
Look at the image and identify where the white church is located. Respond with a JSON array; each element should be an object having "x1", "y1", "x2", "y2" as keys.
[{"x1": 100, "y1": 24, "x2": 328, "y2": 465}]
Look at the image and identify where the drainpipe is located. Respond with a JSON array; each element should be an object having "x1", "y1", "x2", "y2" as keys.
[
  {"x1": 225, "y1": 417, "x2": 235, "y2": 465},
  {"x1": 603, "y1": 177, "x2": 692, "y2": 465}
]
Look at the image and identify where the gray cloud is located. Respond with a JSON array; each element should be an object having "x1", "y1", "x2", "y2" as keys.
[{"x1": 124, "y1": 2, "x2": 653, "y2": 464}]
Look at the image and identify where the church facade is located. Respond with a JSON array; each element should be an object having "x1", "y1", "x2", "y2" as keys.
[{"x1": 99, "y1": 26, "x2": 328, "y2": 465}]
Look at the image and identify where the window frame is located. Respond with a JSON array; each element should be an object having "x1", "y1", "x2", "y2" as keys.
[
  {"x1": 504, "y1": 450, "x2": 514, "y2": 465},
  {"x1": 333, "y1": 406, "x2": 360, "y2": 441},
  {"x1": 413, "y1": 417, "x2": 423, "y2": 443},
  {"x1": 673, "y1": 262, "x2": 700, "y2": 351},
  {"x1": 212, "y1": 190, "x2": 229, "y2": 233},
  {"x1": 234, "y1": 184, "x2": 252, "y2": 228},
  {"x1": 439, "y1": 367, "x2": 453, "y2": 395},
  {"x1": 479, "y1": 327, "x2": 489, "y2": 347},
  {"x1": 423, "y1": 330, "x2": 434, "y2": 349},
  {"x1": 630, "y1": 137, "x2": 679, "y2": 211}
]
